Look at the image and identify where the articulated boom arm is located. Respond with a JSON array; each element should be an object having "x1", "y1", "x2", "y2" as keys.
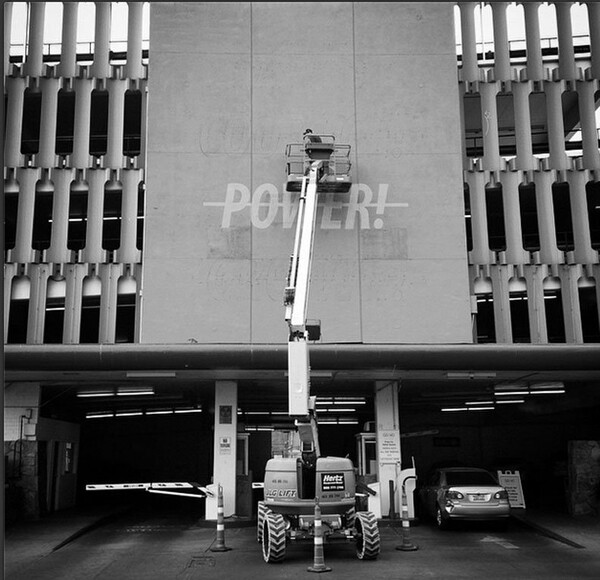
[{"x1": 284, "y1": 161, "x2": 323, "y2": 457}]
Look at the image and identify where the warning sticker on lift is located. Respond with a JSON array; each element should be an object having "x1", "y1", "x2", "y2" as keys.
[{"x1": 321, "y1": 473, "x2": 345, "y2": 492}]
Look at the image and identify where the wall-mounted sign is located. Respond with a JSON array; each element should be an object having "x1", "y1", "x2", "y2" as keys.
[
  {"x1": 219, "y1": 405, "x2": 232, "y2": 424},
  {"x1": 219, "y1": 437, "x2": 231, "y2": 455},
  {"x1": 378, "y1": 430, "x2": 401, "y2": 464}
]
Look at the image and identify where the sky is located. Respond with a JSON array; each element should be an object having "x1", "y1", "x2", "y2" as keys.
[{"x1": 6, "y1": 2, "x2": 592, "y2": 56}]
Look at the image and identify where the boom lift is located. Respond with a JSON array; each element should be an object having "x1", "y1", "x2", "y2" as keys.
[{"x1": 258, "y1": 134, "x2": 380, "y2": 563}]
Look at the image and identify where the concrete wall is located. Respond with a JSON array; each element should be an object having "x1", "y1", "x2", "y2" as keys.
[{"x1": 142, "y1": 2, "x2": 471, "y2": 344}]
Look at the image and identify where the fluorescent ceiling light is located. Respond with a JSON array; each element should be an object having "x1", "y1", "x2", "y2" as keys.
[
  {"x1": 115, "y1": 411, "x2": 143, "y2": 417},
  {"x1": 496, "y1": 399, "x2": 525, "y2": 404},
  {"x1": 86, "y1": 412, "x2": 114, "y2": 419},
  {"x1": 529, "y1": 389, "x2": 565, "y2": 395},
  {"x1": 466, "y1": 401, "x2": 494, "y2": 405},
  {"x1": 146, "y1": 409, "x2": 174, "y2": 415},
  {"x1": 117, "y1": 388, "x2": 155, "y2": 396},
  {"x1": 441, "y1": 407, "x2": 469, "y2": 412},
  {"x1": 495, "y1": 390, "x2": 529, "y2": 396},
  {"x1": 126, "y1": 371, "x2": 176, "y2": 378},
  {"x1": 446, "y1": 372, "x2": 496, "y2": 379},
  {"x1": 174, "y1": 408, "x2": 203, "y2": 414},
  {"x1": 78, "y1": 391, "x2": 113, "y2": 398}
]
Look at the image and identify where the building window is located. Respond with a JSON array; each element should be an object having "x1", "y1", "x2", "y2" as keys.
[
  {"x1": 4, "y1": 173, "x2": 19, "y2": 252},
  {"x1": 586, "y1": 180, "x2": 600, "y2": 250},
  {"x1": 102, "y1": 179, "x2": 122, "y2": 251},
  {"x1": 21, "y1": 88, "x2": 42, "y2": 155},
  {"x1": 55, "y1": 89, "x2": 76, "y2": 155},
  {"x1": 33, "y1": 176, "x2": 54, "y2": 253},
  {"x1": 67, "y1": 178, "x2": 88, "y2": 251},
  {"x1": 551, "y1": 181, "x2": 574, "y2": 252},
  {"x1": 509, "y1": 291, "x2": 530, "y2": 343},
  {"x1": 544, "y1": 278, "x2": 566, "y2": 343},
  {"x1": 519, "y1": 182, "x2": 540, "y2": 251},
  {"x1": 89, "y1": 89, "x2": 109, "y2": 156},
  {"x1": 464, "y1": 92, "x2": 483, "y2": 157},
  {"x1": 485, "y1": 183, "x2": 506, "y2": 252},
  {"x1": 529, "y1": 91, "x2": 548, "y2": 155},
  {"x1": 579, "y1": 280, "x2": 600, "y2": 343},
  {"x1": 497, "y1": 92, "x2": 516, "y2": 156},
  {"x1": 123, "y1": 90, "x2": 142, "y2": 156},
  {"x1": 44, "y1": 278, "x2": 66, "y2": 344},
  {"x1": 475, "y1": 294, "x2": 495, "y2": 343},
  {"x1": 7, "y1": 277, "x2": 30, "y2": 344}
]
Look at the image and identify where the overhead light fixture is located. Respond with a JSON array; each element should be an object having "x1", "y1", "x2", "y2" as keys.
[
  {"x1": 117, "y1": 387, "x2": 155, "y2": 396},
  {"x1": 115, "y1": 410, "x2": 143, "y2": 417},
  {"x1": 126, "y1": 371, "x2": 176, "y2": 378},
  {"x1": 86, "y1": 412, "x2": 114, "y2": 419},
  {"x1": 78, "y1": 390, "x2": 113, "y2": 398},
  {"x1": 496, "y1": 399, "x2": 525, "y2": 404},
  {"x1": 441, "y1": 407, "x2": 468, "y2": 412},
  {"x1": 146, "y1": 409, "x2": 174, "y2": 415},
  {"x1": 465, "y1": 400, "x2": 494, "y2": 406},
  {"x1": 174, "y1": 408, "x2": 203, "y2": 414},
  {"x1": 495, "y1": 390, "x2": 529, "y2": 396},
  {"x1": 529, "y1": 389, "x2": 565, "y2": 395},
  {"x1": 446, "y1": 372, "x2": 497, "y2": 379}
]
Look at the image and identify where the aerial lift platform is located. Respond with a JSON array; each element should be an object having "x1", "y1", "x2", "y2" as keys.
[{"x1": 258, "y1": 133, "x2": 380, "y2": 563}]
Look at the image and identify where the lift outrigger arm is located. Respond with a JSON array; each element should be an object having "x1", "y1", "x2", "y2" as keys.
[{"x1": 284, "y1": 161, "x2": 324, "y2": 458}]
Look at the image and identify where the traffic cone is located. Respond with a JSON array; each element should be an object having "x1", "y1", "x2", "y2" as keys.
[
  {"x1": 210, "y1": 484, "x2": 232, "y2": 552},
  {"x1": 308, "y1": 500, "x2": 331, "y2": 573},
  {"x1": 395, "y1": 488, "x2": 418, "y2": 551}
]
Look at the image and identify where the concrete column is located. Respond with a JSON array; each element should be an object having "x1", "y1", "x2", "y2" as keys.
[
  {"x1": 106, "y1": 79, "x2": 127, "y2": 169},
  {"x1": 586, "y1": 2, "x2": 600, "y2": 79},
  {"x1": 374, "y1": 381, "x2": 401, "y2": 519},
  {"x1": 490, "y1": 2, "x2": 510, "y2": 81},
  {"x1": 559, "y1": 265, "x2": 583, "y2": 343},
  {"x1": 545, "y1": 82, "x2": 569, "y2": 171},
  {"x1": 568, "y1": 170, "x2": 597, "y2": 264},
  {"x1": 513, "y1": 82, "x2": 535, "y2": 170},
  {"x1": 63, "y1": 264, "x2": 86, "y2": 343},
  {"x1": 58, "y1": 2, "x2": 78, "y2": 78},
  {"x1": 524, "y1": 264, "x2": 548, "y2": 343},
  {"x1": 27, "y1": 263, "x2": 51, "y2": 344},
  {"x1": 499, "y1": 170, "x2": 528, "y2": 264},
  {"x1": 211, "y1": 381, "x2": 238, "y2": 518},
  {"x1": 37, "y1": 77, "x2": 61, "y2": 167},
  {"x1": 490, "y1": 264, "x2": 512, "y2": 342},
  {"x1": 522, "y1": 2, "x2": 543, "y2": 81},
  {"x1": 578, "y1": 81, "x2": 600, "y2": 170},
  {"x1": 91, "y1": 2, "x2": 111, "y2": 79},
  {"x1": 458, "y1": 2, "x2": 479, "y2": 82},
  {"x1": 98, "y1": 263, "x2": 120, "y2": 343},
  {"x1": 72, "y1": 78, "x2": 94, "y2": 169},
  {"x1": 533, "y1": 170, "x2": 563, "y2": 264},
  {"x1": 83, "y1": 169, "x2": 107, "y2": 263},
  {"x1": 466, "y1": 171, "x2": 493, "y2": 264},
  {"x1": 5, "y1": 76, "x2": 26, "y2": 168},
  {"x1": 13, "y1": 168, "x2": 40, "y2": 264},
  {"x1": 23, "y1": 2, "x2": 45, "y2": 78},
  {"x1": 125, "y1": 2, "x2": 144, "y2": 79},
  {"x1": 117, "y1": 169, "x2": 141, "y2": 263},
  {"x1": 4, "y1": 2, "x2": 13, "y2": 77},
  {"x1": 555, "y1": 2, "x2": 576, "y2": 81},
  {"x1": 46, "y1": 169, "x2": 72, "y2": 264},
  {"x1": 480, "y1": 82, "x2": 501, "y2": 171}
]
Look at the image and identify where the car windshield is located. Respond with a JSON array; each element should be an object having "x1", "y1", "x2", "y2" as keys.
[{"x1": 445, "y1": 471, "x2": 497, "y2": 486}]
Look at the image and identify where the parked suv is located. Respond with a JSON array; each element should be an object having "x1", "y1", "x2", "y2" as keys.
[{"x1": 418, "y1": 467, "x2": 510, "y2": 529}]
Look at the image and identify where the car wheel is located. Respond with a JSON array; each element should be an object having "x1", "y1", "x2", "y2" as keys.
[{"x1": 436, "y1": 506, "x2": 450, "y2": 530}]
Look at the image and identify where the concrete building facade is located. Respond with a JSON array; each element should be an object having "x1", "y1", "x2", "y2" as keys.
[{"x1": 4, "y1": 2, "x2": 600, "y2": 521}]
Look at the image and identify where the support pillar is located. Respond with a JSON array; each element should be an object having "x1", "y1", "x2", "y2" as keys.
[
  {"x1": 210, "y1": 381, "x2": 238, "y2": 519},
  {"x1": 490, "y1": 2, "x2": 510, "y2": 81},
  {"x1": 58, "y1": 2, "x2": 79, "y2": 78},
  {"x1": 91, "y1": 2, "x2": 111, "y2": 79},
  {"x1": 522, "y1": 2, "x2": 543, "y2": 81},
  {"x1": 458, "y1": 2, "x2": 479, "y2": 82},
  {"x1": 125, "y1": 2, "x2": 144, "y2": 79},
  {"x1": 375, "y1": 381, "x2": 401, "y2": 519}
]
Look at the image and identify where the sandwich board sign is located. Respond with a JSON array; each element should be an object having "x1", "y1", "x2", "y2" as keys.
[{"x1": 497, "y1": 470, "x2": 526, "y2": 509}]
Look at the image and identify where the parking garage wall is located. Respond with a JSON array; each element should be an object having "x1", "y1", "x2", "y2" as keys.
[{"x1": 140, "y1": 2, "x2": 472, "y2": 344}]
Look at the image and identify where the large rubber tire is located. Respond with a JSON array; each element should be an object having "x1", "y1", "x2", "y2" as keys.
[
  {"x1": 262, "y1": 512, "x2": 286, "y2": 563},
  {"x1": 355, "y1": 511, "x2": 380, "y2": 560},
  {"x1": 256, "y1": 501, "x2": 269, "y2": 543},
  {"x1": 436, "y1": 505, "x2": 450, "y2": 530}
]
